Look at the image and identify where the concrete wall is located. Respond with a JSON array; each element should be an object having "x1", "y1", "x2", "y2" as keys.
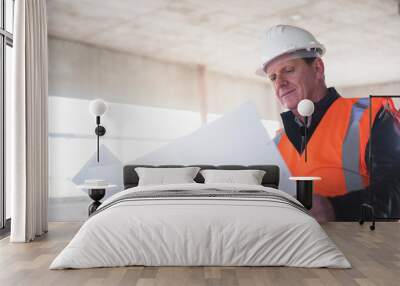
[
  {"x1": 48, "y1": 36, "x2": 281, "y2": 121},
  {"x1": 337, "y1": 81, "x2": 400, "y2": 109},
  {"x1": 338, "y1": 81, "x2": 400, "y2": 98},
  {"x1": 48, "y1": 35, "x2": 400, "y2": 129}
]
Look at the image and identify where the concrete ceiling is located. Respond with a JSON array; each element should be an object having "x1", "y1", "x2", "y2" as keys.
[{"x1": 47, "y1": 0, "x2": 400, "y2": 87}]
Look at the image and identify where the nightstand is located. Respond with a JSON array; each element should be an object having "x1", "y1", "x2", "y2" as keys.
[
  {"x1": 78, "y1": 184, "x2": 117, "y2": 216},
  {"x1": 289, "y1": 177, "x2": 321, "y2": 210}
]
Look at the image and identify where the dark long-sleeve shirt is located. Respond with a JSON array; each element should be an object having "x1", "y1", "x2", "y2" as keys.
[{"x1": 279, "y1": 88, "x2": 400, "y2": 220}]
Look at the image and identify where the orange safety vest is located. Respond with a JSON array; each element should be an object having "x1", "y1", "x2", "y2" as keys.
[{"x1": 275, "y1": 97, "x2": 389, "y2": 197}]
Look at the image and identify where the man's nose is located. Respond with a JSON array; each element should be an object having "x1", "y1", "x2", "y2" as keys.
[{"x1": 275, "y1": 74, "x2": 288, "y2": 89}]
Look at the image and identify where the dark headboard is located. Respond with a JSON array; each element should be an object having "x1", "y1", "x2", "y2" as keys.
[{"x1": 123, "y1": 165, "x2": 280, "y2": 189}]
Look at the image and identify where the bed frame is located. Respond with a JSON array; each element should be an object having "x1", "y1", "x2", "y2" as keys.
[{"x1": 123, "y1": 165, "x2": 280, "y2": 189}]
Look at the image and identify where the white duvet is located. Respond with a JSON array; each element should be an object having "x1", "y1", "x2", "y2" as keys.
[{"x1": 50, "y1": 183, "x2": 351, "y2": 269}]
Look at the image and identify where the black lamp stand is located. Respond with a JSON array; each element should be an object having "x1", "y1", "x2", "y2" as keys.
[
  {"x1": 95, "y1": 115, "x2": 106, "y2": 162},
  {"x1": 359, "y1": 95, "x2": 400, "y2": 231},
  {"x1": 88, "y1": 188, "x2": 106, "y2": 216},
  {"x1": 304, "y1": 116, "x2": 308, "y2": 162},
  {"x1": 300, "y1": 116, "x2": 309, "y2": 162}
]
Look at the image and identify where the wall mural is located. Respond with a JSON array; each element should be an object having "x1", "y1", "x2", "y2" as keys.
[{"x1": 49, "y1": 96, "x2": 400, "y2": 222}]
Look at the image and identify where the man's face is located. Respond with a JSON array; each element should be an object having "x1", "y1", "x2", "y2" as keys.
[{"x1": 266, "y1": 55, "x2": 319, "y2": 111}]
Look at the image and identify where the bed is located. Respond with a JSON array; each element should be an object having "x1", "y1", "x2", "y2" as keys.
[{"x1": 50, "y1": 165, "x2": 350, "y2": 269}]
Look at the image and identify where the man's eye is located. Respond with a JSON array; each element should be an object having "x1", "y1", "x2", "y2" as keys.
[
  {"x1": 285, "y1": 67, "x2": 295, "y2": 73},
  {"x1": 269, "y1": 75, "x2": 276, "y2": 81}
]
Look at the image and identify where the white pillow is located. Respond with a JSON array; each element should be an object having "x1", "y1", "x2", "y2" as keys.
[
  {"x1": 135, "y1": 167, "x2": 200, "y2": 186},
  {"x1": 200, "y1": 169, "x2": 266, "y2": 185}
]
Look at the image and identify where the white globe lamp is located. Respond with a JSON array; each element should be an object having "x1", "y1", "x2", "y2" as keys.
[
  {"x1": 297, "y1": 99, "x2": 314, "y2": 117},
  {"x1": 89, "y1": 99, "x2": 107, "y2": 117},
  {"x1": 89, "y1": 99, "x2": 108, "y2": 162}
]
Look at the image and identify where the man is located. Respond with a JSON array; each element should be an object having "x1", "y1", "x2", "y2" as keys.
[{"x1": 257, "y1": 25, "x2": 400, "y2": 221}]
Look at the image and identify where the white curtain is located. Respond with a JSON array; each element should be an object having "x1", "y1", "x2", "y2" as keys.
[{"x1": 10, "y1": 0, "x2": 49, "y2": 242}]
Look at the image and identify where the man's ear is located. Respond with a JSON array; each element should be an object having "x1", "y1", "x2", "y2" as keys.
[{"x1": 314, "y1": 58, "x2": 325, "y2": 81}]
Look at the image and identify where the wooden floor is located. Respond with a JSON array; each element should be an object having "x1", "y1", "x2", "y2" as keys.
[{"x1": 0, "y1": 222, "x2": 399, "y2": 286}]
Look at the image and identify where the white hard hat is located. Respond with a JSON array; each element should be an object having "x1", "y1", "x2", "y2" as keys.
[{"x1": 256, "y1": 25, "x2": 325, "y2": 76}]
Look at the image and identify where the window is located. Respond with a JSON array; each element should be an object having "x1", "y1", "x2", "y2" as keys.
[{"x1": 0, "y1": 0, "x2": 13, "y2": 231}]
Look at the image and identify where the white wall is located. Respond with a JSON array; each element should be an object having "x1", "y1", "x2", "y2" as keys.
[
  {"x1": 48, "y1": 96, "x2": 283, "y2": 201},
  {"x1": 49, "y1": 97, "x2": 205, "y2": 198}
]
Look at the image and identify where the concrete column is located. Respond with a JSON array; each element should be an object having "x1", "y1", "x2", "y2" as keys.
[{"x1": 197, "y1": 65, "x2": 208, "y2": 124}]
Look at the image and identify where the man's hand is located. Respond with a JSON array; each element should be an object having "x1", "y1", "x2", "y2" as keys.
[{"x1": 310, "y1": 195, "x2": 335, "y2": 222}]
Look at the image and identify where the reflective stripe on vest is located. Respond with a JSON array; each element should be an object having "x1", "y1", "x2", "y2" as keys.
[
  {"x1": 273, "y1": 130, "x2": 283, "y2": 145},
  {"x1": 342, "y1": 98, "x2": 369, "y2": 191},
  {"x1": 275, "y1": 97, "x2": 385, "y2": 197}
]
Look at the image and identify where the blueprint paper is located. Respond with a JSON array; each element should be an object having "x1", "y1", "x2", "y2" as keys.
[{"x1": 132, "y1": 103, "x2": 295, "y2": 195}]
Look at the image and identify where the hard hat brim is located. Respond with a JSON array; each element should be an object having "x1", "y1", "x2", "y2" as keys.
[{"x1": 255, "y1": 45, "x2": 325, "y2": 77}]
